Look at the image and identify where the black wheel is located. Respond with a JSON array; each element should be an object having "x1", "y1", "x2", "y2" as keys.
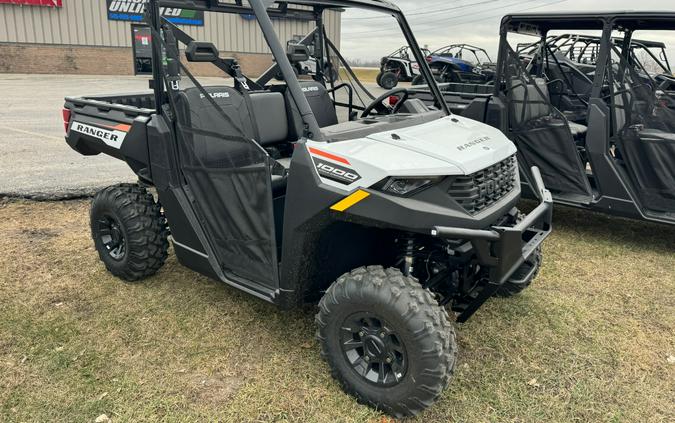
[
  {"x1": 316, "y1": 266, "x2": 457, "y2": 418},
  {"x1": 375, "y1": 71, "x2": 384, "y2": 87},
  {"x1": 90, "y1": 183, "x2": 169, "y2": 282},
  {"x1": 324, "y1": 65, "x2": 339, "y2": 83},
  {"x1": 411, "y1": 74, "x2": 425, "y2": 86},
  {"x1": 495, "y1": 212, "x2": 543, "y2": 297},
  {"x1": 378, "y1": 71, "x2": 398, "y2": 90}
]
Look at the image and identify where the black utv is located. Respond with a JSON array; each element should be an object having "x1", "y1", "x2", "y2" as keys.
[
  {"x1": 412, "y1": 12, "x2": 675, "y2": 226},
  {"x1": 62, "y1": 0, "x2": 552, "y2": 417}
]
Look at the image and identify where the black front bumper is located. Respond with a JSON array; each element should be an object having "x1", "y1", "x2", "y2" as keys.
[{"x1": 431, "y1": 167, "x2": 553, "y2": 322}]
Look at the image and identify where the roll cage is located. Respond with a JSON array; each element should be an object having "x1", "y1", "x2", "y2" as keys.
[
  {"x1": 518, "y1": 33, "x2": 672, "y2": 74},
  {"x1": 492, "y1": 11, "x2": 675, "y2": 224},
  {"x1": 430, "y1": 44, "x2": 494, "y2": 66},
  {"x1": 148, "y1": 0, "x2": 450, "y2": 136},
  {"x1": 386, "y1": 46, "x2": 431, "y2": 59}
]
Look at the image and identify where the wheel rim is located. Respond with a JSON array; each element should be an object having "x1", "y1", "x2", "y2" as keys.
[
  {"x1": 340, "y1": 313, "x2": 407, "y2": 386},
  {"x1": 96, "y1": 214, "x2": 126, "y2": 261}
]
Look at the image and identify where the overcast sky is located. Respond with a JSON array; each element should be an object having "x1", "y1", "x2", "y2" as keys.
[{"x1": 340, "y1": 0, "x2": 675, "y2": 61}]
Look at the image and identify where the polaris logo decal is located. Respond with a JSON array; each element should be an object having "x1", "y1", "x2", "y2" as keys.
[
  {"x1": 301, "y1": 86, "x2": 320, "y2": 93},
  {"x1": 200, "y1": 92, "x2": 230, "y2": 99},
  {"x1": 315, "y1": 160, "x2": 361, "y2": 185},
  {"x1": 71, "y1": 122, "x2": 127, "y2": 149},
  {"x1": 457, "y1": 136, "x2": 491, "y2": 152}
]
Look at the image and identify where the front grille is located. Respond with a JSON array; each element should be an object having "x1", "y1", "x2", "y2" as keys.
[{"x1": 447, "y1": 155, "x2": 517, "y2": 214}]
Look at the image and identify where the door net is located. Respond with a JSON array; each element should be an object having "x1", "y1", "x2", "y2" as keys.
[
  {"x1": 502, "y1": 45, "x2": 593, "y2": 198},
  {"x1": 608, "y1": 44, "x2": 675, "y2": 212},
  {"x1": 160, "y1": 27, "x2": 280, "y2": 287}
]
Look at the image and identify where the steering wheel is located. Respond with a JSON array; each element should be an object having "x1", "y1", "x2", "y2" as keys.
[{"x1": 361, "y1": 87, "x2": 409, "y2": 118}]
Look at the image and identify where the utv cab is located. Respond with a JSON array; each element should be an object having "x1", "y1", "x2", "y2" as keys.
[
  {"x1": 62, "y1": 0, "x2": 552, "y2": 417},
  {"x1": 413, "y1": 44, "x2": 497, "y2": 85},
  {"x1": 376, "y1": 46, "x2": 431, "y2": 89},
  {"x1": 518, "y1": 33, "x2": 675, "y2": 109},
  {"x1": 412, "y1": 12, "x2": 675, "y2": 225}
]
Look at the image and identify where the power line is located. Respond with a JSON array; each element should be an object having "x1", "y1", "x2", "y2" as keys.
[
  {"x1": 412, "y1": 0, "x2": 568, "y2": 27},
  {"x1": 343, "y1": 0, "x2": 500, "y2": 20},
  {"x1": 445, "y1": 0, "x2": 569, "y2": 28},
  {"x1": 341, "y1": 0, "x2": 560, "y2": 37},
  {"x1": 342, "y1": 0, "x2": 539, "y2": 36}
]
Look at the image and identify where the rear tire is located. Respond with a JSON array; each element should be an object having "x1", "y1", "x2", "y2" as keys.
[
  {"x1": 378, "y1": 71, "x2": 398, "y2": 90},
  {"x1": 90, "y1": 183, "x2": 169, "y2": 282},
  {"x1": 316, "y1": 266, "x2": 457, "y2": 418}
]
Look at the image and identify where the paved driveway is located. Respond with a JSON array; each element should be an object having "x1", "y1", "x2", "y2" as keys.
[
  {"x1": 0, "y1": 74, "x2": 147, "y2": 199},
  {"x1": 0, "y1": 74, "x2": 391, "y2": 199}
]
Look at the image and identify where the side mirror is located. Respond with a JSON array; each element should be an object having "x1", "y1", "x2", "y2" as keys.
[
  {"x1": 186, "y1": 41, "x2": 220, "y2": 62},
  {"x1": 286, "y1": 43, "x2": 310, "y2": 63}
]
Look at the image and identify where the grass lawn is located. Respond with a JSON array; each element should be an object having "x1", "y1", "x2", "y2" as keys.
[
  {"x1": 0, "y1": 199, "x2": 673, "y2": 422},
  {"x1": 340, "y1": 67, "x2": 380, "y2": 83}
]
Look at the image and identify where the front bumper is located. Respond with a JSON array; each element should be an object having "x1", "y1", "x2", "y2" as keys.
[{"x1": 430, "y1": 167, "x2": 553, "y2": 322}]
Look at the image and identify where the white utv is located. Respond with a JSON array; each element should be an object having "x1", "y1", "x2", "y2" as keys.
[{"x1": 62, "y1": 0, "x2": 552, "y2": 417}]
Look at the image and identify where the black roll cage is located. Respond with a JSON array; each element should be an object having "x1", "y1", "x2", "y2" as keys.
[
  {"x1": 146, "y1": 0, "x2": 450, "y2": 138},
  {"x1": 518, "y1": 33, "x2": 672, "y2": 74},
  {"x1": 431, "y1": 44, "x2": 494, "y2": 65},
  {"x1": 495, "y1": 12, "x2": 675, "y2": 99}
]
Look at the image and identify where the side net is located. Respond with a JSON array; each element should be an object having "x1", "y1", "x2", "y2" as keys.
[
  {"x1": 160, "y1": 25, "x2": 279, "y2": 287},
  {"x1": 502, "y1": 45, "x2": 593, "y2": 198},
  {"x1": 609, "y1": 44, "x2": 675, "y2": 212}
]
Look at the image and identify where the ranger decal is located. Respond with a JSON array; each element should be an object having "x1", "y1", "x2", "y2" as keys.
[{"x1": 71, "y1": 122, "x2": 128, "y2": 149}]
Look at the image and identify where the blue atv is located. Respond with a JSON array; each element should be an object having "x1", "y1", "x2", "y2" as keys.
[{"x1": 412, "y1": 44, "x2": 496, "y2": 85}]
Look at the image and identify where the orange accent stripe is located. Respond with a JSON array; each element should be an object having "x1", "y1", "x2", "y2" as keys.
[
  {"x1": 103, "y1": 123, "x2": 132, "y2": 132},
  {"x1": 308, "y1": 147, "x2": 350, "y2": 165}
]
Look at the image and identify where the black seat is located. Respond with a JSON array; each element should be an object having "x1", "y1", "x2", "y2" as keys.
[
  {"x1": 568, "y1": 121, "x2": 588, "y2": 139},
  {"x1": 249, "y1": 91, "x2": 289, "y2": 146},
  {"x1": 175, "y1": 86, "x2": 290, "y2": 196},
  {"x1": 511, "y1": 77, "x2": 587, "y2": 139},
  {"x1": 175, "y1": 86, "x2": 256, "y2": 165},
  {"x1": 285, "y1": 81, "x2": 339, "y2": 139}
]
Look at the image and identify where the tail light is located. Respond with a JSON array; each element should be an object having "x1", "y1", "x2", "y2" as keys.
[
  {"x1": 426, "y1": 56, "x2": 432, "y2": 63},
  {"x1": 62, "y1": 108, "x2": 72, "y2": 133},
  {"x1": 388, "y1": 95, "x2": 399, "y2": 106}
]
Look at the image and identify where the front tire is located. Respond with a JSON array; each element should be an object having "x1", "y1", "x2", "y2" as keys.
[
  {"x1": 316, "y1": 266, "x2": 457, "y2": 418},
  {"x1": 377, "y1": 71, "x2": 399, "y2": 90},
  {"x1": 90, "y1": 183, "x2": 169, "y2": 282}
]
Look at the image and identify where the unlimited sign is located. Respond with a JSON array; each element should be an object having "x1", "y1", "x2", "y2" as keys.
[{"x1": 106, "y1": 0, "x2": 205, "y2": 26}]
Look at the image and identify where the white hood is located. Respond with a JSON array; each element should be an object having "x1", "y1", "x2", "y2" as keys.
[
  {"x1": 306, "y1": 115, "x2": 517, "y2": 191},
  {"x1": 366, "y1": 115, "x2": 516, "y2": 175}
]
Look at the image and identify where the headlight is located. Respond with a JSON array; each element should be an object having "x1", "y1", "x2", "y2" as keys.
[{"x1": 378, "y1": 177, "x2": 443, "y2": 196}]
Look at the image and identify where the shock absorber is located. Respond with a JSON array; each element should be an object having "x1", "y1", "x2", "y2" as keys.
[{"x1": 402, "y1": 236, "x2": 415, "y2": 277}]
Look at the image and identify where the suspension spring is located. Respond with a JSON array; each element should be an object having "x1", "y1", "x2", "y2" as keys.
[{"x1": 402, "y1": 236, "x2": 415, "y2": 277}]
